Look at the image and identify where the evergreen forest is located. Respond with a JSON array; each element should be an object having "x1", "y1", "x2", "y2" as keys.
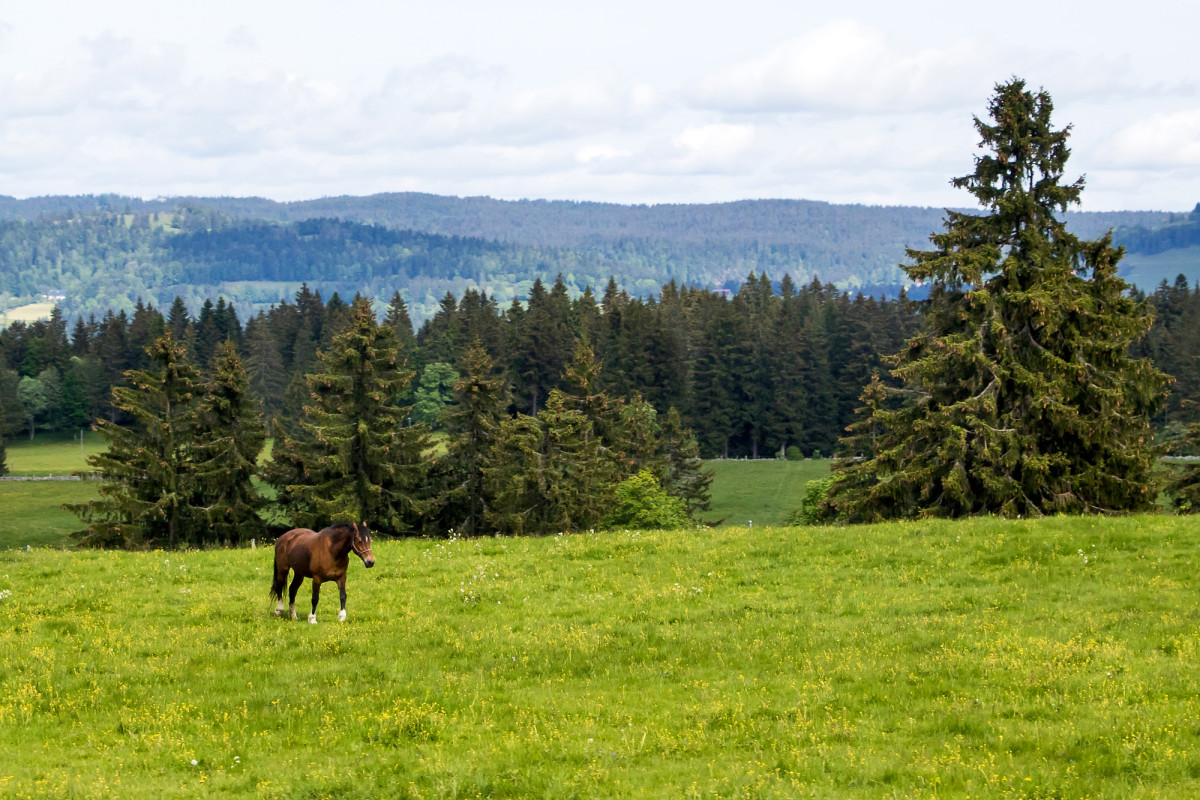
[{"x1": 0, "y1": 193, "x2": 1193, "y2": 326}]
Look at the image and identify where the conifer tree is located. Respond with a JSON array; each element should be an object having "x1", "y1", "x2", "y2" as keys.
[
  {"x1": 191, "y1": 340, "x2": 267, "y2": 544},
  {"x1": 265, "y1": 297, "x2": 430, "y2": 535},
  {"x1": 440, "y1": 341, "x2": 510, "y2": 535},
  {"x1": 824, "y1": 79, "x2": 1168, "y2": 521},
  {"x1": 243, "y1": 317, "x2": 287, "y2": 425},
  {"x1": 535, "y1": 387, "x2": 618, "y2": 531},
  {"x1": 658, "y1": 406, "x2": 714, "y2": 517},
  {"x1": 68, "y1": 332, "x2": 202, "y2": 548},
  {"x1": 384, "y1": 291, "x2": 417, "y2": 361},
  {"x1": 482, "y1": 414, "x2": 545, "y2": 535}
]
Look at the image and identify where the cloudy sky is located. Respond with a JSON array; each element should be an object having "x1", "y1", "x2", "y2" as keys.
[{"x1": 1, "y1": 1, "x2": 1197, "y2": 210}]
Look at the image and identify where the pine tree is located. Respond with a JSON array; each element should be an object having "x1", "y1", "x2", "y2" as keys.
[
  {"x1": 440, "y1": 341, "x2": 510, "y2": 536},
  {"x1": 482, "y1": 414, "x2": 545, "y2": 536},
  {"x1": 243, "y1": 316, "x2": 287, "y2": 425},
  {"x1": 191, "y1": 340, "x2": 267, "y2": 545},
  {"x1": 384, "y1": 291, "x2": 417, "y2": 361},
  {"x1": 265, "y1": 297, "x2": 430, "y2": 535},
  {"x1": 824, "y1": 79, "x2": 1168, "y2": 521},
  {"x1": 67, "y1": 332, "x2": 203, "y2": 548},
  {"x1": 658, "y1": 406, "x2": 714, "y2": 517},
  {"x1": 535, "y1": 387, "x2": 618, "y2": 532}
]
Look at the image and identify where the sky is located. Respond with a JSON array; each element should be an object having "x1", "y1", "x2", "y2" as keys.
[{"x1": 0, "y1": 1, "x2": 1197, "y2": 211}]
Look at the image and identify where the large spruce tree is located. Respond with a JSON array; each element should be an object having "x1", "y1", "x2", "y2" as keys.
[
  {"x1": 265, "y1": 297, "x2": 431, "y2": 535},
  {"x1": 191, "y1": 340, "x2": 268, "y2": 544},
  {"x1": 439, "y1": 341, "x2": 510, "y2": 536},
  {"x1": 68, "y1": 332, "x2": 203, "y2": 548},
  {"x1": 824, "y1": 79, "x2": 1167, "y2": 521}
]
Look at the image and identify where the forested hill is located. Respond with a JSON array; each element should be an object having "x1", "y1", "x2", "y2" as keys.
[{"x1": 0, "y1": 193, "x2": 1191, "y2": 323}]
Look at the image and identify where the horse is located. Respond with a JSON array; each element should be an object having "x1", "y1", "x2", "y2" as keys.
[{"x1": 270, "y1": 522, "x2": 375, "y2": 623}]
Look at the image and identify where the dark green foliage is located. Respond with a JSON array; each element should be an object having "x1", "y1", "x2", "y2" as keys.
[
  {"x1": 530, "y1": 387, "x2": 618, "y2": 532},
  {"x1": 825, "y1": 79, "x2": 1168, "y2": 522},
  {"x1": 1169, "y1": 451, "x2": 1200, "y2": 513},
  {"x1": 481, "y1": 414, "x2": 546, "y2": 536},
  {"x1": 0, "y1": 384, "x2": 7, "y2": 474},
  {"x1": 0, "y1": 369, "x2": 22, "y2": 439},
  {"x1": 190, "y1": 340, "x2": 267, "y2": 544},
  {"x1": 264, "y1": 297, "x2": 431, "y2": 535},
  {"x1": 658, "y1": 406, "x2": 713, "y2": 517},
  {"x1": 439, "y1": 342, "x2": 510, "y2": 536},
  {"x1": 67, "y1": 333, "x2": 203, "y2": 548},
  {"x1": 483, "y1": 390, "x2": 617, "y2": 536}
]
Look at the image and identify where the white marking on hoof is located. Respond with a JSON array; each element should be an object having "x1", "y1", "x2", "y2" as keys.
[
  {"x1": 308, "y1": 613, "x2": 317, "y2": 624},
  {"x1": 275, "y1": 601, "x2": 285, "y2": 617},
  {"x1": 290, "y1": 607, "x2": 297, "y2": 620},
  {"x1": 338, "y1": 609, "x2": 346, "y2": 622}
]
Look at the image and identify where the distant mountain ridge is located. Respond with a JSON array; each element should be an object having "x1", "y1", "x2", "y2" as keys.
[{"x1": 0, "y1": 193, "x2": 1193, "y2": 324}]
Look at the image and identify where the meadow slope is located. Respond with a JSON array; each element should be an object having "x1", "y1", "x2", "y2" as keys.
[{"x1": 2, "y1": 515, "x2": 1198, "y2": 798}]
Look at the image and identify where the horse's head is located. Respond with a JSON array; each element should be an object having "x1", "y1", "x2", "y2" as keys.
[{"x1": 351, "y1": 522, "x2": 375, "y2": 568}]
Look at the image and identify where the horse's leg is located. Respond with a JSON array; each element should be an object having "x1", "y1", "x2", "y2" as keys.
[
  {"x1": 309, "y1": 576, "x2": 323, "y2": 624},
  {"x1": 288, "y1": 573, "x2": 304, "y2": 620},
  {"x1": 337, "y1": 575, "x2": 348, "y2": 622},
  {"x1": 273, "y1": 566, "x2": 289, "y2": 617}
]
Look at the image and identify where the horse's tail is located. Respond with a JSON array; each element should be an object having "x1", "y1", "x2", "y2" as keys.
[
  {"x1": 269, "y1": 570, "x2": 286, "y2": 601},
  {"x1": 269, "y1": 550, "x2": 286, "y2": 601}
]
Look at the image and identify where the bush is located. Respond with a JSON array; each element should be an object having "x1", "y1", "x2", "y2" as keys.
[
  {"x1": 785, "y1": 445, "x2": 802, "y2": 461},
  {"x1": 785, "y1": 477, "x2": 836, "y2": 525},
  {"x1": 604, "y1": 469, "x2": 691, "y2": 530}
]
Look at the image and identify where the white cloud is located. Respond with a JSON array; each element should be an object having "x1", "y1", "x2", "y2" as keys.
[
  {"x1": 225, "y1": 25, "x2": 257, "y2": 50},
  {"x1": 576, "y1": 144, "x2": 632, "y2": 164},
  {"x1": 693, "y1": 19, "x2": 985, "y2": 115},
  {"x1": 0, "y1": 6, "x2": 1196, "y2": 210},
  {"x1": 670, "y1": 123, "x2": 756, "y2": 173},
  {"x1": 1105, "y1": 109, "x2": 1200, "y2": 168}
]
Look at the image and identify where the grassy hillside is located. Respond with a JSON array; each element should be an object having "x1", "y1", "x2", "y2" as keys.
[
  {"x1": 2, "y1": 515, "x2": 1198, "y2": 797},
  {"x1": 700, "y1": 459, "x2": 830, "y2": 527}
]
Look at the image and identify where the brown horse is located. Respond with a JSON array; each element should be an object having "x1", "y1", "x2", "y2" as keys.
[{"x1": 270, "y1": 522, "x2": 375, "y2": 623}]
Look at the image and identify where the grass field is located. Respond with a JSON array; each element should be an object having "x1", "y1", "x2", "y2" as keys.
[
  {"x1": 700, "y1": 459, "x2": 831, "y2": 527},
  {"x1": 0, "y1": 301, "x2": 55, "y2": 327},
  {"x1": 2, "y1": 515, "x2": 1199, "y2": 798},
  {"x1": 1, "y1": 433, "x2": 823, "y2": 549},
  {"x1": 5, "y1": 430, "x2": 107, "y2": 476},
  {"x1": 0, "y1": 481, "x2": 98, "y2": 548}
]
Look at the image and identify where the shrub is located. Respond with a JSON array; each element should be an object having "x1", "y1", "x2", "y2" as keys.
[
  {"x1": 785, "y1": 445, "x2": 802, "y2": 462},
  {"x1": 604, "y1": 469, "x2": 691, "y2": 530},
  {"x1": 786, "y1": 477, "x2": 836, "y2": 525}
]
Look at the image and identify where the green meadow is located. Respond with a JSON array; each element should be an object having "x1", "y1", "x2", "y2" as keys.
[
  {"x1": 2, "y1": 516, "x2": 1199, "y2": 798},
  {"x1": 4, "y1": 436, "x2": 1200, "y2": 796}
]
